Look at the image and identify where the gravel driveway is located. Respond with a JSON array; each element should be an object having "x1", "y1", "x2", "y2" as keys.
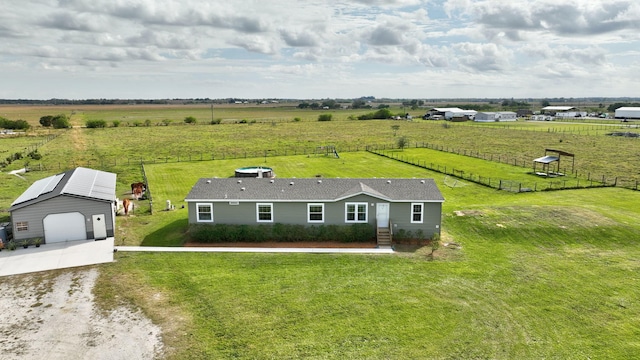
[{"x1": 0, "y1": 268, "x2": 163, "y2": 359}]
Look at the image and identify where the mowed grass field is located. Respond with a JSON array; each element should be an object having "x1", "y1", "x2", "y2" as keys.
[{"x1": 2, "y1": 104, "x2": 640, "y2": 359}]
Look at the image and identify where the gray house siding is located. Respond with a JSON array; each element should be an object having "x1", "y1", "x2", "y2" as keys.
[
  {"x1": 188, "y1": 195, "x2": 442, "y2": 237},
  {"x1": 11, "y1": 196, "x2": 114, "y2": 241},
  {"x1": 389, "y1": 202, "x2": 441, "y2": 237}
]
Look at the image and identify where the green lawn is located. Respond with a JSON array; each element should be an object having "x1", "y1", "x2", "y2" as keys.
[
  {"x1": 97, "y1": 186, "x2": 640, "y2": 359},
  {"x1": 3, "y1": 104, "x2": 640, "y2": 358}
]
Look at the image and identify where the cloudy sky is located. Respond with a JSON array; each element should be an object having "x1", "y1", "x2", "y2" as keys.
[{"x1": 2, "y1": 0, "x2": 639, "y2": 99}]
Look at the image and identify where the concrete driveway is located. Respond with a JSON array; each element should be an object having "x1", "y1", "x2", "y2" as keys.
[{"x1": 0, "y1": 238, "x2": 114, "y2": 277}]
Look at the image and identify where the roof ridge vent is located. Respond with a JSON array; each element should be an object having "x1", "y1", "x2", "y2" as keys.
[
  {"x1": 237, "y1": 179, "x2": 242, "y2": 183},
  {"x1": 387, "y1": 180, "x2": 391, "y2": 184},
  {"x1": 241, "y1": 187, "x2": 246, "y2": 191}
]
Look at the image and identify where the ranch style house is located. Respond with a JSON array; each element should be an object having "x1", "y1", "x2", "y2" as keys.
[
  {"x1": 185, "y1": 178, "x2": 444, "y2": 246},
  {"x1": 8, "y1": 167, "x2": 117, "y2": 244}
]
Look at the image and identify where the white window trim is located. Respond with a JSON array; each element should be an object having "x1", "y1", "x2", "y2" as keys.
[
  {"x1": 307, "y1": 203, "x2": 325, "y2": 223},
  {"x1": 345, "y1": 202, "x2": 368, "y2": 223},
  {"x1": 411, "y1": 202, "x2": 424, "y2": 224},
  {"x1": 15, "y1": 221, "x2": 28, "y2": 231},
  {"x1": 196, "y1": 203, "x2": 214, "y2": 223},
  {"x1": 256, "y1": 203, "x2": 274, "y2": 223}
]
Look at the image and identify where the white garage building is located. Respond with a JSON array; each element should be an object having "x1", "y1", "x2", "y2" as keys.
[
  {"x1": 614, "y1": 107, "x2": 640, "y2": 119},
  {"x1": 9, "y1": 167, "x2": 117, "y2": 244}
]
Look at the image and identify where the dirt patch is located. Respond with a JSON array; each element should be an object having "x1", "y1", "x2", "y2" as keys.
[
  {"x1": 0, "y1": 268, "x2": 163, "y2": 360},
  {"x1": 185, "y1": 241, "x2": 377, "y2": 248}
]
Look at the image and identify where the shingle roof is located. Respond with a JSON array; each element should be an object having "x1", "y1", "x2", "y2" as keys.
[
  {"x1": 185, "y1": 178, "x2": 444, "y2": 203},
  {"x1": 9, "y1": 167, "x2": 116, "y2": 210}
]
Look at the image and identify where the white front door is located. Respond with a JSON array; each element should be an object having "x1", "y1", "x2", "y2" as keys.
[
  {"x1": 92, "y1": 214, "x2": 107, "y2": 240},
  {"x1": 376, "y1": 203, "x2": 390, "y2": 228}
]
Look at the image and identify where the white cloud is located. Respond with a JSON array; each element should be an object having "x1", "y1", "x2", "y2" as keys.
[{"x1": 0, "y1": 0, "x2": 638, "y2": 98}]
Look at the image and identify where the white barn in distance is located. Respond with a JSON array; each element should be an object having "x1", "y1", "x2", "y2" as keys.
[{"x1": 614, "y1": 107, "x2": 640, "y2": 119}]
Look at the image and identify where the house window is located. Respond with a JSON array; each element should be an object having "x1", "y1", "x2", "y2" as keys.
[
  {"x1": 345, "y1": 202, "x2": 367, "y2": 223},
  {"x1": 411, "y1": 203, "x2": 423, "y2": 223},
  {"x1": 257, "y1": 203, "x2": 273, "y2": 222},
  {"x1": 196, "y1": 203, "x2": 213, "y2": 222},
  {"x1": 15, "y1": 221, "x2": 28, "y2": 231},
  {"x1": 308, "y1": 203, "x2": 324, "y2": 223}
]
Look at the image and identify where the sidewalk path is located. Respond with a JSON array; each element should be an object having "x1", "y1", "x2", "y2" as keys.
[{"x1": 116, "y1": 246, "x2": 394, "y2": 254}]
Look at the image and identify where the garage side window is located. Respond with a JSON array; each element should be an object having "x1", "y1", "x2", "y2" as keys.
[
  {"x1": 15, "y1": 221, "x2": 28, "y2": 231},
  {"x1": 196, "y1": 203, "x2": 213, "y2": 222}
]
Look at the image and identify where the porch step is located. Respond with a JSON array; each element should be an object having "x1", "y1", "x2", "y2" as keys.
[{"x1": 376, "y1": 227, "x2": 392, "y2": 247}]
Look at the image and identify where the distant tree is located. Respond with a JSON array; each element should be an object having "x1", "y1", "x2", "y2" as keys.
[
  {"x1": 144, "y1": 119, "x2": 152, "y2": 127},
  {"x1": 397, "y1": 135, "x2": 409, "y2": 150},
  {"x1": 39, "y1": 115, "x2": 54, "y2": 127},
  {"x1": 357, "y1": 108, "x2": 392, "y2": 120},
  {"x1": 321, "y1": 100, "x2": 338, "y2": 109},
  {"x1": 184, "y1": 116, "x2": 197, "y2": 124},
  {"x1": 541, "y1": 99, "x2": 550, "y2": 107},
  {"x1": 607, "y1": 102, "x2": 640, "y2": 112},
  {"x1": 377, "y1": 104, "x2": 389, "y2": 109},
  {"x1": 318, "y1": 114, "x2": 333, "y2": 122},
  {"x1": 309, "y1": 102, "x2": 320, "y2": 110},
  {"x1": 51, "y1": 114, "x2": 70, "y2": 129},
  {"x1": 297, "y1": 102, "x2": 310, "y2": 109},
  {"x1": 85, "y1": 119, "x2": 107, "y2": 128},
  {"x1": 351, "y1": 99, "x2": 367, "y2": 109},
  {"x1": 162, "y1": 119, "x2": 173, "y2": 126},
  {"x1": 391, "y1": 124, "x2": 400, "y2": 136}
]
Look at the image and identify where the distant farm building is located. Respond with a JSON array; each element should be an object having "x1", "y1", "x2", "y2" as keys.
[
  {"x1": 426, "y1": 107, "x2": 477, "y2": 120},
  {"x1": 614, "y1": 107, "x2": 640, "y2": 119},
  {"x1": 541, "y1": 106, "x2": 586, "y2": 118},
  {"x1": 474, "y1": 111, "x2": 517, "y2": 122}
]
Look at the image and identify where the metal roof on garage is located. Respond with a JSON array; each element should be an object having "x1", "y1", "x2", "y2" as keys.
[{"x1": 9, "y1": 167, "x2": 116, "y2": 210}]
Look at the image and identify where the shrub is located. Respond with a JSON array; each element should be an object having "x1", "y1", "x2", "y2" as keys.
[
  {"x1": 0, "y1": 117, "x2": 31, "y2": 130},
  {"x1": 39, "y1": 115, "x2": 54, "y2": 127},
  {"x1": 112, "y1": 120, "x2": 121, "y2": 127},
  {"x1": 28, "y1": 150, "x2": 42, "y2": 160},
  {"x1": 51, "y1": 114, "x2": 70, "y2": 129},
  {"x1": 318, "y1": 114, "x2": 333, "y2": 122},
  {"x1": 184, "y1": 116, "x2": 197, "y2": 124},
  {"x1": 86, "y1": 119, "x2": 107, "y2": 128},
  {"x1": 293, "y1": 117, "x2": 301, "y2": 122},
  {"x1": 357, "y1": 109, "x2": 392, "y2": 120},
  {"x1": 210, "y1": 118, "x2": 222, "y2": 125},
  {"x1": 188, "y1": 223, "x2": 375, "y2": 243}
]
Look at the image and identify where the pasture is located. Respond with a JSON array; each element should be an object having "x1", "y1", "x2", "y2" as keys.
[{"x1": 2, "y1": 104, "x2": 640, "y2": 359}]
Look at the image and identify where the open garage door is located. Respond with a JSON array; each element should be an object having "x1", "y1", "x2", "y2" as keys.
[{"x1": 43, "y1": 212, "x2": 87, "y2": 243}]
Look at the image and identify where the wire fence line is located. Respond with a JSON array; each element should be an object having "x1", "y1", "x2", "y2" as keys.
[
  {"x1": 366, "y1": 148, "x2": 629, "y2": 193},
  {"x1": 19, "y1": 141, "x2": 638, "y2": 193}
]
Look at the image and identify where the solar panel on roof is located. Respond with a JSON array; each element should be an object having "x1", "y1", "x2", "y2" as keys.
[{"x1": 10, "y1": 173, "x2": 65, "y2": 206}]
